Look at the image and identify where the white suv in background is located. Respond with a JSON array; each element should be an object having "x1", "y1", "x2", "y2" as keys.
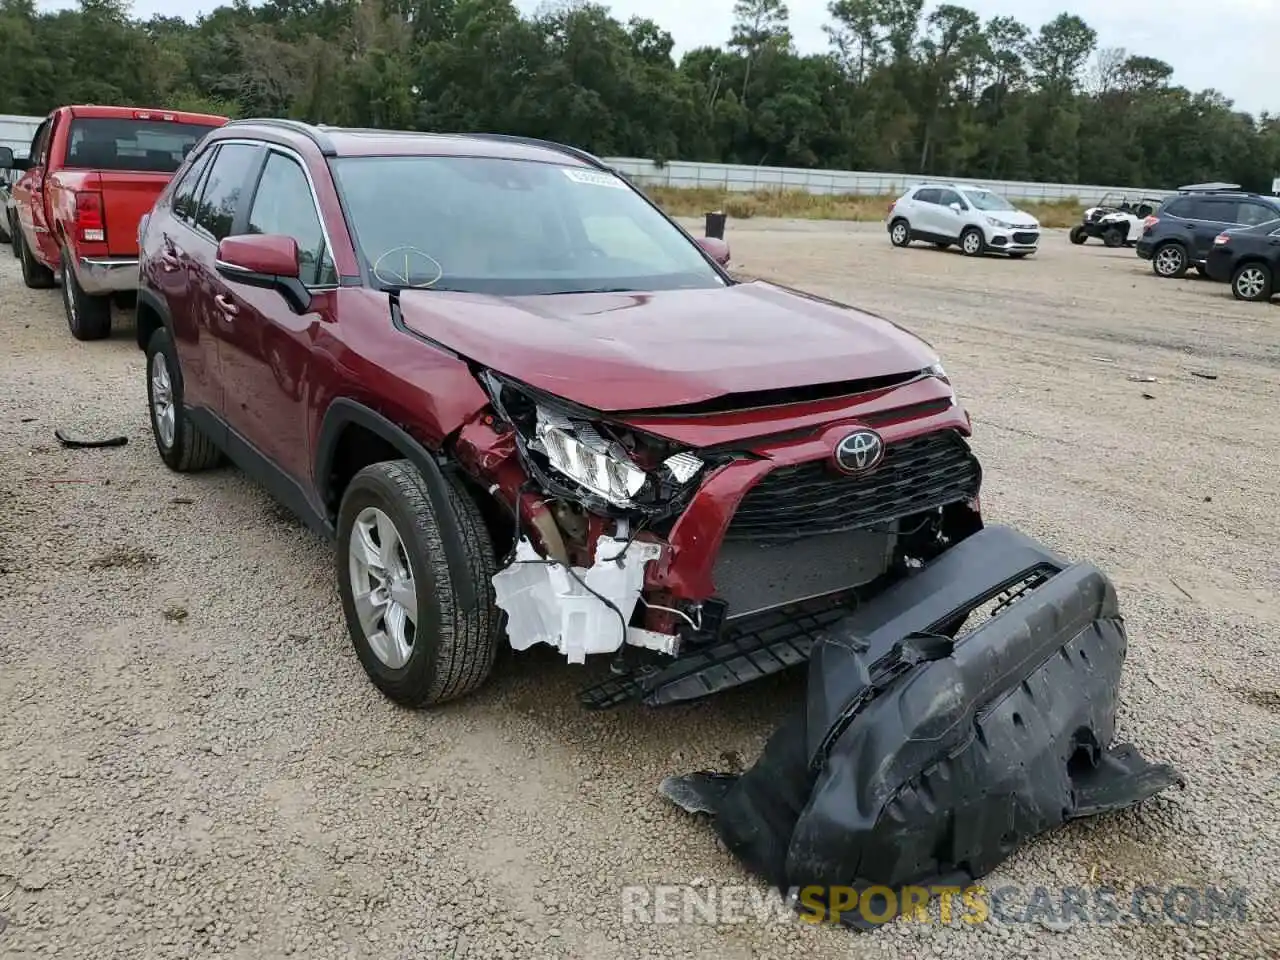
[{"x1": 886, "y1": 182, "x2": 1041, "y2": 258}]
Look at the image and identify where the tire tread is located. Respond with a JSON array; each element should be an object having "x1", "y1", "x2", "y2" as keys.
[{"x1": 342, "y1": 460, "x2": 501, "y2": 707}]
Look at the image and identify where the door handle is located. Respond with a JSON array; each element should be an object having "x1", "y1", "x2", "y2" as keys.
[{"x1": 214, "y1": 294, "x2": 239, "y2": 318}]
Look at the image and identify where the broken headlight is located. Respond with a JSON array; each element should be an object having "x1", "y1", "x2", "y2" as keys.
[
  {"x1": 484, "y1": 374, "x2": 707, "y2": 513},
  {"x1": 534, "y1": 405, "x2": 647, "y2": 505}
]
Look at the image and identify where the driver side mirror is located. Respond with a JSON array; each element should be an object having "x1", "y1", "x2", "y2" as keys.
[
  {"x1": 0, "y1": 147, "x2": 26, "y2": 171},
  {"x1": 215, "y1": 234, "x2": 311, "y2": 314},
  {"x1": 697, "y1": 235, "x2": 730, "y2": 266}
]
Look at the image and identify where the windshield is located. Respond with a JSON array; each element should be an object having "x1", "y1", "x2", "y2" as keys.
[
  {"x1": 963, "y1": 189, "x2": 1016, "y2": 212},
  {"x1": 331, "y1": 156, "x2": 726, "y2": 295},
  {"x1": 65, "y1": 118, "x2": 220, "y2": 173}
]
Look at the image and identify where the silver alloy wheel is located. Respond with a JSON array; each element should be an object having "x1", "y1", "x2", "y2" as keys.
[
  {"x1": 1155, "y1": 246, "x2": 1183, "y2": 275},
  {"x1": 891, "y1": 222, "x2": 908, "y2": 245},
  {"x1": 963, "y1": 231, "x2": 982, "y2": 254},
  {"x1": 348, "y1": 506, "x2": 418, "y2": 669},
  {"x1": 1236, "y1": 266, "x2": 1266, "y2": 299},
  {"x1": 150, "y1": 351, "x2": 176, "y2": 449}
]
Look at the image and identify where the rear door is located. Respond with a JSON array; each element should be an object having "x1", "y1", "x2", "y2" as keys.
[
  {"x1": 183, "y1": 141, "x2": 265, "y2": 421},
  {"x1": 1187, "y1": 197, "x2": 1240, "y2": 261},
  {"x1": 934, "y1": 188, "x2": 967, "y2": 240},
  {"x1": 910, "y1": 188, "x2": 942, "y2": 235},
  {"x1": 214, "y1": 147, "x2": 339, "y2": 483},
  {"x1": 12, "y1": 114, "x2": 59, "y2": 263},
  {"x1": 147, "y1": 144, "x2": 216, "y2": 405},
  {"x1": 61, "y1": 115, "x2": 223, "y2": 257}
]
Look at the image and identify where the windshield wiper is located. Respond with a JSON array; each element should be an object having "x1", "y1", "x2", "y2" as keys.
[{"x1": 542, "y1": 287, "x2": 639, "y2": 295}]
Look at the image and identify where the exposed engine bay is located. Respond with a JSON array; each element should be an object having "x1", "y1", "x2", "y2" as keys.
[{"x1": 466, "y1": 367, "x2": 982, "y2": 689}]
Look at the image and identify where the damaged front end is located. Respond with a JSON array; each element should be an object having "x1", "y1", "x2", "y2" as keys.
[
  {"x1": 454, "y1": 366, "x2": 983, "y2": 695},
  {"x1": 659, "y1": 524, "x2": 1185, "y2": 928}
]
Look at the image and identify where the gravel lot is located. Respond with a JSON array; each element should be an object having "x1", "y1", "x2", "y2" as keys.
[{"x1": 1, "y1": 223, "x2": 1277, "y2": 960}]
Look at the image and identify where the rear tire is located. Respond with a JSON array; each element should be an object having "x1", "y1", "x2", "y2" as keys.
[
  {"x1": 960, "y1": 227, "x2": 985, "y2": 257},
  {"x1": 337, "y1": 461, "x2": 501, "y2": 708},
  {"x1": 1069, "y1": 225, "x2": 1087, "y2": 245},
  {"x1": 1231, "y1": 262, "x2": 1272, "y2": 302},
  {"x1": 145, "y1": 326, "x2": 223, "y2": 472},
  {"x1": 1152, "y1": 242, "x2": 1188, "y2": 279},
  {"x1": 17, "y1": 229, "x2": 55, "y2": 288},
  {"x1": 889, "y1": 219, "x2": 911, "y2": 247},
  {"x1": 1103, "y1": 228, "x2": 1125, "y2": 248},
  {"x1": 61, "y1": 247, "x2": 112, "y2": 341}
]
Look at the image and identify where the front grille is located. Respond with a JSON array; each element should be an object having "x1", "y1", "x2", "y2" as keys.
[
  {"x1": 724, "y1": 429, "x2": 981, "y2": 541},
  {"x1": 1013, "y1": 231, "x2": 1039, "y2": 245},
  {"x1": 712, "y1": 528, "x2": 895, "y2": 619}
]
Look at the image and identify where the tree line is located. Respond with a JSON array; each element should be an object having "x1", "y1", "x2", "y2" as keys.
[{"x1": 3, "y1": 0, "x2": 1279, "y2": 191}]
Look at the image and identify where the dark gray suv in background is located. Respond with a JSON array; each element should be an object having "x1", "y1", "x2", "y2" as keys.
[{"x1": 1137, "y1": 183, "x2": 1280, "y2": 279}]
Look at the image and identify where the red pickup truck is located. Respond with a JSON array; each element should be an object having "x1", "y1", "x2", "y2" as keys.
[{"x1": 1, "y1": 104, "x2": 227, "y2": 340}]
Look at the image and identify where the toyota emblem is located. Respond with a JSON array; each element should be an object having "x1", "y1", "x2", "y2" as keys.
[{"x1": 834, "y1": 429, "x2": 885, "y2": 475}]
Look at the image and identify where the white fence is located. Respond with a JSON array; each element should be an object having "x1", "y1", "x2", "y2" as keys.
[
  {"x1": 0, "y1": 112, "x2": 1180, "y2": 204},
  {"x1": 604, "y1": 157, "x2": 1177, "y2": 205}
]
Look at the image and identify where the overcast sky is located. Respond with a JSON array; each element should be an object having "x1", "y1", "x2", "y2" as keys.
[{"x1": 35, "y1": 0, "x2": 1279, "y2": 117}]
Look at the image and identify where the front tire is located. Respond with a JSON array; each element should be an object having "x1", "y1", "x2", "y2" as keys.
[
  {"x1": 1069, "y1": 225, "x2": 1087, "y2": 245},
  {"x1": 889, "y1": 219, "x2": 911, "y2": 247},
  {"x1": 1231, "y1": 262, "x2": 1272, "y2": 302},
  {"x1": 17, "y1": 229, "x2": 55, "y2": 288},
  {"x1": 145, "y1": 326, "x2": 223, "y2": 472},
  {"x1": 1152, "y1": 242, "x2": 1188, "y2": 278},
  {"x1": 960, "y1": 227, "x2": 985, "y2": 257},
  {"x1": 337, "y1": 461, "x2": 502, "y2": 708},
  {"x1": 61, "y1": 248, "x2": 112, "y2": 340}
]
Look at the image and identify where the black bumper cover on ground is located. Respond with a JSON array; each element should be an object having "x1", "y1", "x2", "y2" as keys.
[{"x1": 660, "y1": 524, "x2": 1184, "y2": 928}]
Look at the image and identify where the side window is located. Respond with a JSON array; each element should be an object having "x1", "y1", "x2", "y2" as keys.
[
  {"x1": 938, "y1": 189, "x2": 963, "y2": 208},
  {"x1": 193, "y1": 143, "x2": 260, "y2": 242},
  {"x1": 245, "y1": 152, "x2": 337, "y2": 286},
  {"x1": 1164, "y1": 198, "x2": 1193, "y2": 218},
  {"x1": 28, "y1": 119, "x2": 50, "y2": 167},
  {"x1": 1193, "y1": 198, "x2": 1236, "y2": 222},
  {"x1": 171, "y1": 147, "x2": 215, "y2": 225},
  {"x1": 1236, "y1": 202, "x2": 1276, "y2": 226},
  {"x1": 915, "y1": 188, "x2": 940, "y2": 204}
]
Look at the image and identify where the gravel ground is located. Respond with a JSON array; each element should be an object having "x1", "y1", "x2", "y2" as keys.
[{"x1": 1, "y1": 224, "x2": 1277, "y2": 960}]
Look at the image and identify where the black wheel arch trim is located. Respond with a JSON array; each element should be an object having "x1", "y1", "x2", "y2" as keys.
[
  {"x1": 135, "y1": 287, "x2": 173, "y2": 348},
  {"x1": 315, "y1": 398, "x2": 478, "y2": 612}
]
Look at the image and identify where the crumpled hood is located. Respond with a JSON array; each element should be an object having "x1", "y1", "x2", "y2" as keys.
[{"x1": 396, "y1": 280, "x2": 938, "y2": 412}]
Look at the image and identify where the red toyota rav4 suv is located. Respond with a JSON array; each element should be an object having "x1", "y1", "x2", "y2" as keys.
[{"x1": 136, "y1": 119, "x2": 983, "y2": 709}]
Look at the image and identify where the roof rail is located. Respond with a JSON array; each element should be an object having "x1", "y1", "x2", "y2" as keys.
[
  {"x1": 221, "y1": 117, "x2": 337, "y2": 157},
  {"x1": 466, "y1": 133, "x2": 609, "y2": 170},
  {"x1": 1176, "y1": 181, "x2": 1243, "y2": 194}
]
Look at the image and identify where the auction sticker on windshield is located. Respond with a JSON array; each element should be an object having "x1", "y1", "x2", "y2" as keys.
[{"x1": 562, "y1": 168, "x2": 628, "y2": 189}]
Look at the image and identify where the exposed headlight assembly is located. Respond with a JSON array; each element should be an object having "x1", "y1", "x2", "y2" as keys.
[
  {"x1": 482, "y1": 373, "x2": 706, "y2": 515},
  {"x1": 533, "y1": 405, "x2": 647, "y2": 506}
]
